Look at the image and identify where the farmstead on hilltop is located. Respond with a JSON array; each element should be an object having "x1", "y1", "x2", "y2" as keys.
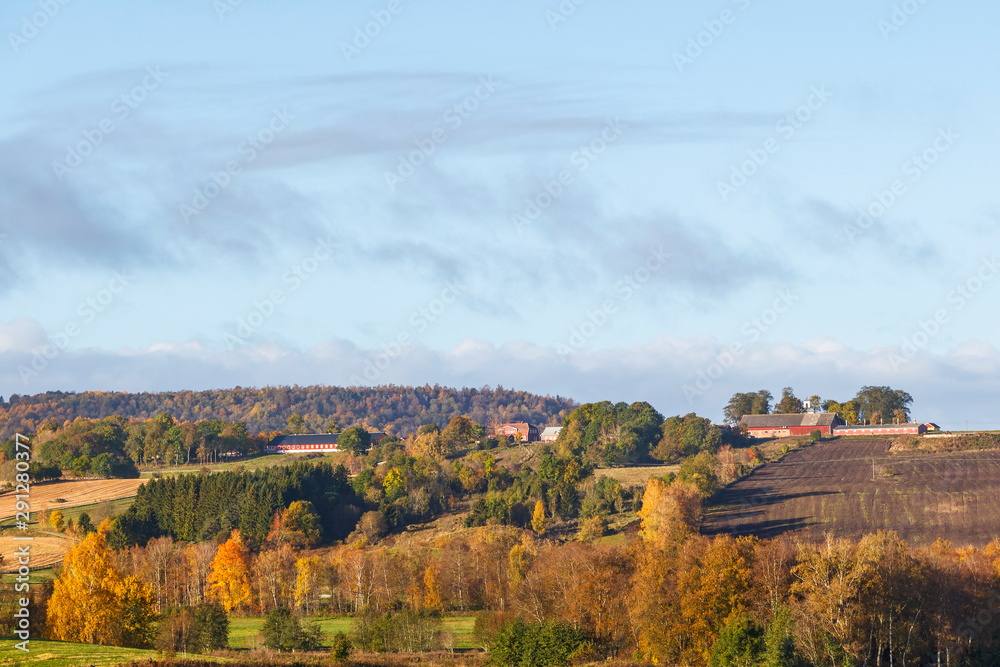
[
  {"x1": 739, "y1": 413, "x2": 843, "y2": 438},
  {"x1": 266, "y1": 432, "x2": 385, "y2": 453},
  {"x1": 740, "y1": 413, "x2": 929, "y2": 438},
  {"x1": 496, "y1": 422, "x2": 541, "y2": 443}
]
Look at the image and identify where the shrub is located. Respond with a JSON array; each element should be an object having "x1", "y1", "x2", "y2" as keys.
[
  {"x1": 489, "y1": 619, "x2": 589, "y2": 667},
  {"x1": 154, "y1": 602, "x2": 228, "y2": 654},
  {"x1": 260, "y1": 607, "x2": 320, "y2": 652},
  {"x1": 330, "y1": 631, "x2": 352, "y2": 662},
  {"x1": 809, "y1": 429, "x2": 822, "y2": 442},
  {"x1": 194, "y1": 601, "x2": 229, "y2": 651},
  {"x1": 474, "y1": 611, "x2": 512, "y2": 651},
  {"x1": 709, "y1": 613, "x2": 764, "y2": 667},
  {"x1": 359, "y1": 510, "x2": 389, "y2": 542},
  {"x1": 28, "y1": 461, "x2": 62, "y2": 481},
  {"x1": 354, "y1": 609, "x2": 442, "y2": 653}
]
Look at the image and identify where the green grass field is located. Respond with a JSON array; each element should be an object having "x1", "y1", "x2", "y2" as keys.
[
  {"x1": 228, "y1": 613, "x2": 477, "y2": 650},
  {"x1": 0, "y1": 639, "x2": 208, "y2": 667},
  {"x1": 139, "y1": 452, "x2": 350, "y2": 478}
]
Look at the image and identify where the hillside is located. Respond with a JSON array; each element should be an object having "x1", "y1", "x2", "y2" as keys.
[
  {"x1": 702, "y1": 437, "x2": 1000, "y2": 547},
  {"x1": 0, "y1": 385, "x2": 576, "y2": 438}
]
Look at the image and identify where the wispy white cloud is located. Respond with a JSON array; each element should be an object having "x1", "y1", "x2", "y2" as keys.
[{"x1": 1, "y1": 318, "x2": 995, "y2": 430}]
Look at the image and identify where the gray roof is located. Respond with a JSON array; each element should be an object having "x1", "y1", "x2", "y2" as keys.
[{"x1": 740, "y1": 413, "x2": 839, "y2": 428}]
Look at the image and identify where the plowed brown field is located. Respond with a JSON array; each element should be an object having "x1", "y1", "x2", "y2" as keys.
[{"x1": 702, "y1": 438, "x2": 1000, "y2": 547}]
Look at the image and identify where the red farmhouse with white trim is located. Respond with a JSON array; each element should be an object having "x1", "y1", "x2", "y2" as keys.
[{"x1": 266, "y1": 433, "x2": 385, "y2": 454}]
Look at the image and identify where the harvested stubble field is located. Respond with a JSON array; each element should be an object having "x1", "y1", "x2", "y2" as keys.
[
  {"x1": 594, "y1": 465, "x2": 679, "y2": 488},
  {"x1": 702, "y1": 437, "x2": 1000, "y2": 547},
  {"x1": 0, "y1": 534, "x2": 73, "y2": 571},
  {"x1": 0, "y1": 478, "x2": 146, "y2": 521}
]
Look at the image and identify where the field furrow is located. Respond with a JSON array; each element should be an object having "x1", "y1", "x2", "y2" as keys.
[{"x1": 703, "y1": 438, "x2": 1000, "y2": 546}]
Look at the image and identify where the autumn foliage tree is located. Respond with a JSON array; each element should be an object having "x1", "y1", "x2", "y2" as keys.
[
  {"x1": 47, "y1": 520, "x2": 156, "y2": 647},
  {"x1": 531, "y1": 501, "x2": 547, "y2": 535},
  {"x1": 208, "y1": 530, "x2": 252, "y2": 612},
  {"x1": 267, "y1": 500, "x2": 322, "y2": 547},
  {"x1": 638, "y1": 478, "x2": 702, "y2": 548}
]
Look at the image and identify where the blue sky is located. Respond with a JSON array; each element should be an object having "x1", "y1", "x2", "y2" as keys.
[{"x1": 1, "y1": 0, "x2": 998, "y2": 429}]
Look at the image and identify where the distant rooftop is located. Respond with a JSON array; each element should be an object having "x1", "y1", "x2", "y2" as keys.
[{"x1": 740, "y1": 413, "x2": 839, "y2": 428}]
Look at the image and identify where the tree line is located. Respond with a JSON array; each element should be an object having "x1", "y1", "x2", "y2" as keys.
[
  {"x1": 0, "y1": 384, "x2": 576, "y2": 439},
  {"x1": 724, "y1": 385, "x2": 915, "y2": 426},
  {"x1": 0, "y1": 414, "x2": 257, "y2": 483}
]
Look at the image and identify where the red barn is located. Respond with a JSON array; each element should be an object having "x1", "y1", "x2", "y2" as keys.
[
  {"x1": 496, "y1": 422, "x2": 540, "y2": 443},
  {"x1": 740, "y1": 413, "x2": 843, "y2": 438}
]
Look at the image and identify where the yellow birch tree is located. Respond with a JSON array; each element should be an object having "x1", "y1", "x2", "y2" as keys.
[{"x1": 47, "y1": 520, "x2": 155, "y2": 647}]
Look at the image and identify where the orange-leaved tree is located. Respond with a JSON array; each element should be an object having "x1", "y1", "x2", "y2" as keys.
[
  {"x1": 208, "y1": 529, "x2": 252, "y2": 612},
  {"x1": 424, "y1": 564, "x2": 444, "y2": 612},
  {"x1": 638, "y1": 478, "x2": 701, "y2": 548},
  {"x1": 47, "y1": 520, "x2": 156, "y2": 647}
]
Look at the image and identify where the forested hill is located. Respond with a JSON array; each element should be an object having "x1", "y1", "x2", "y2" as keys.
[{"x1": 0, "y1": 385, "x2": 576, "y2": 438}]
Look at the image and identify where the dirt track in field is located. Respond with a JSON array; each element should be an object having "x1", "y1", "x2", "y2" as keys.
[
  {"x1": 702, "y1": 438, "x2": 1000, "y2": 547},
  {"x1": 0, "y1": 479, "x2": 146, "y2": 520}
]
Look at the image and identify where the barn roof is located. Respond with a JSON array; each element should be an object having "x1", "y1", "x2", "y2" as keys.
[
  {"x1": 269, "y1": 434, "x2": 340, "y2": 446},
  {"x1": 739, "y1": 413, "x2": 839, "y2": 428},
  {"x1": 540, "y1": 426, "x2": 562, "y2": 437}
]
